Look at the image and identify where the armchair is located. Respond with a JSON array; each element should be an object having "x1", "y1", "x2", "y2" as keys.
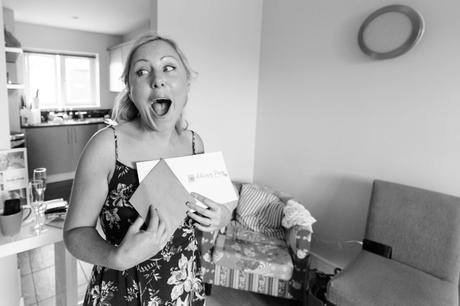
[
  {"x1": 327, "y1": 180, "x2": 460, "y2": 306},
  {"x1": 200, "y1": 183, "x2": 313, "y2": 304}
]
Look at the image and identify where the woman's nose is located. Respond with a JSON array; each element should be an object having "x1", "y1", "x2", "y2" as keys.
[{"x1": 152, "y1": 77, "x2": 165, "y2": 88}]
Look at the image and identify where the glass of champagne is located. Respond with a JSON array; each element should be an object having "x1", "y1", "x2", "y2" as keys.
[
  {"x1": 33, "y1": 168, "x2": 47, "y2": 195},
  {"x1": 30, "y1": 179, "x2": 46, "y2": 233}
]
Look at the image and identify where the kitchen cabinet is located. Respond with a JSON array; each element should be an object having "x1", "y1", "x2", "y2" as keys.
[
  {"x1": 5, "y1": 47, "x2": 23, "y2": 88},
  {"x1": 5, "y1": 47, "x2": 22, "y2": 63},
  {"x1": 108, "y1": 40, "x2": 133, "y2": 92},
  {"x1": 25, "y1": 124, "x2": 105, "y2": 180}
]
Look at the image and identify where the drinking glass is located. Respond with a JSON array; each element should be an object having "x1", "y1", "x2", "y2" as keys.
[
  {"x1": 33, "y1": 168, "x2": 47, "y2": 194},
  {"x1": 30, "y1": 179, "x2": 47, "y2": 233}
]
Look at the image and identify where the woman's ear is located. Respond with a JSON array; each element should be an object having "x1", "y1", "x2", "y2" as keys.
[
  {"x1": 184, "y1": 88, "x2": 190, "y2": 107},
  {"x1": 127, "y1": 88, "x2": 133, "y2": 101}
]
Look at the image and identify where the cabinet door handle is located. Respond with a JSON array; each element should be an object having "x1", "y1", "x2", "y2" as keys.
[{"x1": 73, "y1": 127, "x2": 77, "y2": 143}]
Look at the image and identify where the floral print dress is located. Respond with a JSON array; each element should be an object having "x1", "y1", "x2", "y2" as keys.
[{"x1": 84, "y1": 128, "x2": 205, "y2": 306}]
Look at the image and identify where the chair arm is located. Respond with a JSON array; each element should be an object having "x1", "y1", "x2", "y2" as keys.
[
  {"x1": 284, "y1": 225, "x2": 312, "y2": 297},
  {"x1": 285, "y1": 225, "x2": 312, "y2": 260}
]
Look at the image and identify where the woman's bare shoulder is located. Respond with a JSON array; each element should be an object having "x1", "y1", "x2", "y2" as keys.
[
  {"x1": 80, "y1": 126, "x2": 116, "y2": 166},
  {"x1": 89, "y1": 126, "x2": 115, "y2": 149},
  {"x1": 109, "y1": 121, "x2": 138, "y2": 139}
]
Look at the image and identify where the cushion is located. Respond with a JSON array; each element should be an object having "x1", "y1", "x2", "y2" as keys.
[
  {"x1": 327, "y1": 251, "x2": 459, "y2": 306},
  {"x1": 282, "y1": 199, "x2": 316, "y2": 233},
  {"x1": 236, "y1": 184, "x2": 285, "y2": 239},
  {"x1": 212, "y1": 222, "x2": 293, "y2": 281},
  {"x1": 225, "y1": 221, "x2": 286, "y2": 247}
]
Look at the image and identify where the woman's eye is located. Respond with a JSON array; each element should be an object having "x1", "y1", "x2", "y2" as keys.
[
  {"x1": 164, "y1": 65, "x2": 176, "y2": 72},
  {"x1": 135, "y1": 69, "x2": 149, "y2": 77}
]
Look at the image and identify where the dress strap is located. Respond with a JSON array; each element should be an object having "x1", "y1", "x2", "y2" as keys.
[
  {"x1": 109, "y1": 125, "x2": 119, "y2": 160},
  {"x1": 191, "y1": 130, "x2": 196, "y2": 155}
]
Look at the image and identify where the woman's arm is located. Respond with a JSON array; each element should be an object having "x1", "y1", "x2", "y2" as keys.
[
  {"x1": 64, "y1": 127, "x2": 168, "y2": 270},
  {"x1": 63, "y1": 128, "x2": 121, "y2": 268}
]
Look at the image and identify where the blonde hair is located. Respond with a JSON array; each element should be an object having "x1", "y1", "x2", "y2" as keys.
[{"x1": 111, "y1": 33, "x2": 196, "y2": 133}]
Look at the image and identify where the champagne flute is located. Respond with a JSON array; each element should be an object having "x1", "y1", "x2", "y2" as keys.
[
  {"x1": 30, "y1": 179, "x2": 47, "y2": 233},
  {"x1": 33, "y1": 168, "x2": 47, "y2": 195}
]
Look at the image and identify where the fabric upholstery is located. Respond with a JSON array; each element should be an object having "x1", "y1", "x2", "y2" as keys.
[
  {"x1": 212, "y1": 265, "x2": 292, "y2": 298},
  {"x1": 327, "y1": 180, "x2": 460, "y2": 306},
  {"x1": 286, "y1": 225, "x2": 311, "y2": 259},
  {"x1": 212, "y1": 222, "x2": 293, "y2": 280},
  {"x1": 236, "y1": 183, "x2": 285, "y2": 239},
  {"x1": 201, "y1": 221, "x2": 310, "y2": 300},
  {"x1": 328, "y1": 251, "x2": 458, "y2": 306},
  {"x1": 200, "y1": 183, "x2": 312, "y2": 302},
  {"x1": 366, "y1": 180, "x2": 460, "y2": 283}
]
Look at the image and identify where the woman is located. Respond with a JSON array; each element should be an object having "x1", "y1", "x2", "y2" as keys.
[{"x1": 64, "y1": 33, "x2": 234, "y2": 305}]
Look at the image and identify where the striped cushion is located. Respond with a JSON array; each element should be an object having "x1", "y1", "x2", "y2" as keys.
[{"x1": 236, "y1": 184, "x2": 285, "y2": 239}]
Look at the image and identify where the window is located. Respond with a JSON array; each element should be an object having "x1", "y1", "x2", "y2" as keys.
[{"x1": 24, "y1": 51, "x2": 100, "y2": 109}]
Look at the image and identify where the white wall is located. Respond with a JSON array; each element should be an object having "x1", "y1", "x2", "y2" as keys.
[
  {"x1": 122, "y1": 20, "x2": 150, "y2": 42},
  {"x1": 14, "y1": 22, "x2": 122, "y2": 109},
  {"x1": 255, "y1": 0, "x2": 460, "y2": 242},
  {"x1": 157, "y1": 0, "x2": 263, "y2": 182}
]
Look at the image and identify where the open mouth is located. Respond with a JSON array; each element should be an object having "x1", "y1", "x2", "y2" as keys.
[{"x1": 151, "y1": 98, "x2": 172, "y2": 117}]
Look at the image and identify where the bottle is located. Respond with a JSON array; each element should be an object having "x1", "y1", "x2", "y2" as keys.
[{"x1": 33, "y1": 89, "x2": 40, "y2": 109}]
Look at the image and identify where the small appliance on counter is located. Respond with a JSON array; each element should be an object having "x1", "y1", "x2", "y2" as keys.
[
  {"x1": 19, "y1": 93, "x2": 42, "y2": 125},
  {"x1": 20, "y1": 108, "x2": 41, "y2": 125}
]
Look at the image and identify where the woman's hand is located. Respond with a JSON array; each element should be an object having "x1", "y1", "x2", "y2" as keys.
[
  {"x1": 187, "y1": 192, "x2": 233, "y2": 232},
  {"x1": 114, "y1": 205, "x2": 169, "y2": 270}
]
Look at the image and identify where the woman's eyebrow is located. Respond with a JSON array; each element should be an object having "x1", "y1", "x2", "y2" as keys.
[
  {"x1": 133, "y1": 59, "x2": 149, "y2": 65},
  {"x1": 160, "y1": 55, "x2": 179, "y2": 61}
]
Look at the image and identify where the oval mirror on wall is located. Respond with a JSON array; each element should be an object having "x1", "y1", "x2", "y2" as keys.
[{"x1": 358, "y1": 5, "x2": 425, "y2": 60}]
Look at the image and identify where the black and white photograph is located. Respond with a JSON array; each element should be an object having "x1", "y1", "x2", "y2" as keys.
[{"x1": 0, "y1": 1, "x2": 458, "y2": 306}]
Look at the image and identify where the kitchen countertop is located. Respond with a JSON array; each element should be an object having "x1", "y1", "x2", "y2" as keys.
[{"x1": 21, "y1": 117, "x2": 112, "y2": 128}]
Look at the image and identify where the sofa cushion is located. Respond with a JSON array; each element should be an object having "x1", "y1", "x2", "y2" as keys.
[
  {"x1": 236, "y1": 183, "x2": 285, "y2": 239},
  {"x1": 327, "y1": 251, "x2": 458, "y2": 306},
  {"x1": 225, "y1": 221, "x2": 286, "y2": 247},
  {"x1": 212, "y1": 223, "x2": 293, "y2": 281}
]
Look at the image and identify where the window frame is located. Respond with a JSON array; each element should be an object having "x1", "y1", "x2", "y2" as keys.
[{"x1": 24, "y1": 49, "x2": 101, "y2": 110}]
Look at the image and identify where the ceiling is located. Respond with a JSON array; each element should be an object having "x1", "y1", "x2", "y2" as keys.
[{"x1": 3, "y1": 0, "x2": 151, "y2": 35}]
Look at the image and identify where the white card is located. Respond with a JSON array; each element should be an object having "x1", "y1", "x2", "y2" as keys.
[{"x1": 136, "y1": 152, "x2": 238, "y2": 206}]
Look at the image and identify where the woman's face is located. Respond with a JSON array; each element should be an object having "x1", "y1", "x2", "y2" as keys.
[{"x1": 128, "y1": 40, "x2": 188, "y2": 131}]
